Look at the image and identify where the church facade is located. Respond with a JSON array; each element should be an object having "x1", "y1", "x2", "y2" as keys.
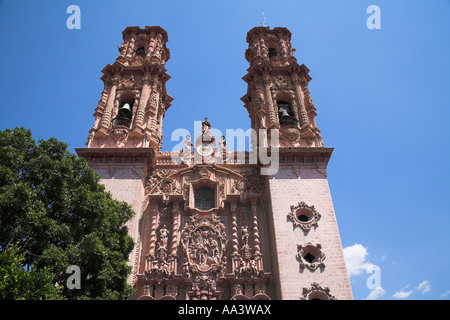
[{"x1": 76, "y1": 25, "x2": 353, "y2": 300}]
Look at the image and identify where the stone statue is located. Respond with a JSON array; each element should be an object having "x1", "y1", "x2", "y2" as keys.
[
  {"x1": 159, "y1": 224, "x2": 169, "y2": 249},
  {"x1": 202, "y1": 117, "x2": 211, "y2": 133},
  {"x1": 218, "y1": 135, "x2": 226, "y2": 155},
  {"x1": 184, "y1": 135, "x2": 193, "y2": 153},
  {"x1": 241, "y1": 226, "x2": 249, "y2": 247}
]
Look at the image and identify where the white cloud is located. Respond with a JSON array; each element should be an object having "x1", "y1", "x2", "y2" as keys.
[
  {"x1": 440, "y1": 290, "x2": 450, "y2": 299},
  {"x1": 343, "y1": 243, "x2": 377, "y2": 276},
  {"x1": 391, "y1": 281, "x2": 431, "y2": 299},
  {"x1": 344, "y1": 245, "x2": 432, "y2": 300},
  {"x1": 343, "y1": 243, "x2": 385, "y2": 300},
  {"x1": 366, "y1": 287, "x2": 386, "y2": 300},
  {"x1": 392, "y1": 290, "x2": 413, "y2": 299},
  {"x1": 415, "y1": 280, "x2": 431, "y2": 294}
]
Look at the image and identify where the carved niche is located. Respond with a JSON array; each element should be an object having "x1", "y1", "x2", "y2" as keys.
[
  {"x1": 145, "y1": 206, "x2": 174, "y2": 284},
  {"x1": 236, "y1": 224, "x2": 260, "y2": 281}
]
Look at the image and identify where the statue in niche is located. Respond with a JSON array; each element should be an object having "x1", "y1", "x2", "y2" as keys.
[
  {"x1": 241, "y1": 226, "x2": 249, "y2": 247},
  {"x1": 159, "y1": 225, "x2": 169, "y2": 249}
]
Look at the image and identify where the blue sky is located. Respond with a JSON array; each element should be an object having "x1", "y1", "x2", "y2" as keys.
[{"x1": 0, "y1": 0, "x2": 449, "y2": 300}]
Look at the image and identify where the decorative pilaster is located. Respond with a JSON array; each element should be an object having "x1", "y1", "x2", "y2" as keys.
[
  {"x1": 97, "y1": 72, "x2": 121, "y2": 136},
  {"x1": 251, "y1": 200, "x2": 261, "y2": 256},
  {"x1": 292, "y1": 74, "x2": 309, "y2": 128},
  {"x1": 148, "y1": 80, "x2": 161, "y2": 135},
  {"x1": 250, "y1": 199, "x2": 264, "y2": 273},
  {"x1": 230, "y1": 201, "x2": 240, "y2": 273},
  {"x1": 262, "y1": 71, "x2": 277, "y2": 128},
  {"x1": 133, "y1": 70, "x2": 152, "y2": 129},
  {"x1": 231, "y1": 202, "x2": 239, "y2": 256},
  {"x1": 147, "y1": 202, "x2": 159, "y2": 260},
  {"x1": 170, "y1": 201, "x2": 180, "y2": 257}
]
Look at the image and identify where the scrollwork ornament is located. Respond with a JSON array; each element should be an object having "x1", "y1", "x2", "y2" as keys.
[
  {"x1": 287, "y1": 201, "x2": 321, "y2": 232},
  {"x1": 296, "y1": 243, "x2": 326, "y2": 271},
  {"x1": 300, "y1": 282, "x2": 336, "y2": 300}
]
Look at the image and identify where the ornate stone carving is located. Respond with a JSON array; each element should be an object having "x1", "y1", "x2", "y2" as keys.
[
  {"x1": 110, "y1": 128, "x2": 128, "y2": 146},
  {"x1": 231, "y1": 169, "x2": 264, "y2": 201},
  {"x1": 241, "y1": 170, "x2": 264, "y2": 194},
  {"x1": 217, "y1": 176, "x2": 226, "y2": 200},
  {"x1": 296, "y1": 243, "x2": 326, "y2": 271},
  {"x1": 181, "y1": 214, "x2": 228, "y2": 299},
  {"x1": 159, "y1": 225, "x2": 170, "y2": 250},
  {"x1": 235, "y1": 219, "x2": 263, "y2": 282},
  {"x1": 120, "y1": 74, "x2": 136, "y2": 89},
  {"x1": 274, "y1": 75, "x2": 288, "y2": 88},
  {"x1": 280, "y1": 127, "x2": 301, "y2": 147},
  {"x1": 300, "y1": 282, "x2": 337, "y2": 300},
  {"x1": 181, "y1": 214, "x2": 227, "y2": 273},
  {"x1": 147, "y1": 249, "x2": 171, "y2": 283},
  {"x1": 146, "y1": 207, "x2": 174, "y2": 283},
  {"x1": 232, "y1": 179, "x2": 244, "y2": 194},
  {"x1": 145, "y1": 169, "x2": 180, "y2": 197},
  {"x1": 231, "y1": 202, "x2": 265, "y2": 285},
  {"x1": 254, "y1": 89, "x2": 265, "y2": 109},
  {"x1": 198, "y1": 166, "x2": 212, "y2": 180},
  {"x1": 287, "y1": 201, "x2": 321, "y2": 232}
]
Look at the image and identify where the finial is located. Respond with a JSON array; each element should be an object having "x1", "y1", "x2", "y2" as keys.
[{"x1": 261, "y1": 12, "x2": 268, "y2": 27}]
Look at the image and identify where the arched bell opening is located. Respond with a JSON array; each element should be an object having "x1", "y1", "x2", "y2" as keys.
[
  {"x1": 274, "y1": 90, "x2": 298, "y2": 127},
  {"x1": 276, "y1": 100, "x2": 297, "y2": 126},
  {"x1": 113, "y1": 92, "x2": 135, "y2": 128},
  {"x1": 135, "y1": 46, "x2": 146, "y2": 58}
]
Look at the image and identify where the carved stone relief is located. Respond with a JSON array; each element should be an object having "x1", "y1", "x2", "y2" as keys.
[
  {"x1": 146, "y1": 206, "x2": 174, "y2": 283},
  {"x1": 180, "y1": 214, "x2": 228, "y2": 300},
  {"x1": 296, "y1": 243, "x2": 326, "y2": 271},
  {"x1": 300, "y1": 282, "x2": 337, "y2": 300},
  {"x1": 287, "y1": 201, "x2": 321, "y2": 232}
]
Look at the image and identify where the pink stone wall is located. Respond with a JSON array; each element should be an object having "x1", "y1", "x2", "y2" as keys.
[
  {"x1": 267, "y1": 164, "x2": 353, "y2": 299},
  {"x1": 88, "y1": 164, "x2": 146, "y2": 283}
]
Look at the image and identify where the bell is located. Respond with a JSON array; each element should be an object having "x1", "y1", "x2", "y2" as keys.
[
  {"x1": 120, "y1": 103, "x2": 132, "y2": 112},
  {"x1": 279, "y1": 108, "x2": 290, "y2": 119},
  {"x1": 278, "y1": 101, "x2": 292, "y2": 119},
  {"x1": 118, "y1": 103, "x2": 132, "y2": 117}
]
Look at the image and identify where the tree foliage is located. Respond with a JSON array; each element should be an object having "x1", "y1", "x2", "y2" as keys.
[
  {"x1": 0, "y1": 127, "x2": 135, "y2": 299},
  {"x1": 0, "y1": 243, "x2": 63, "y2": 299}
]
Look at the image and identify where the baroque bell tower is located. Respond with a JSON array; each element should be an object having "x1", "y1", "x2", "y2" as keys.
[
  {"x1": 241, "y1": 27, "x2": 353, "y2": 300},
  {"x1": 241, "y1": 27, "x2": 323, "y2": 148},
  {"x1": 87, "y1": 26, "x2": 172, "y2": 150},
  {"x1": 76, "y1": 26, "x2": 173, "y2": 292}
]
